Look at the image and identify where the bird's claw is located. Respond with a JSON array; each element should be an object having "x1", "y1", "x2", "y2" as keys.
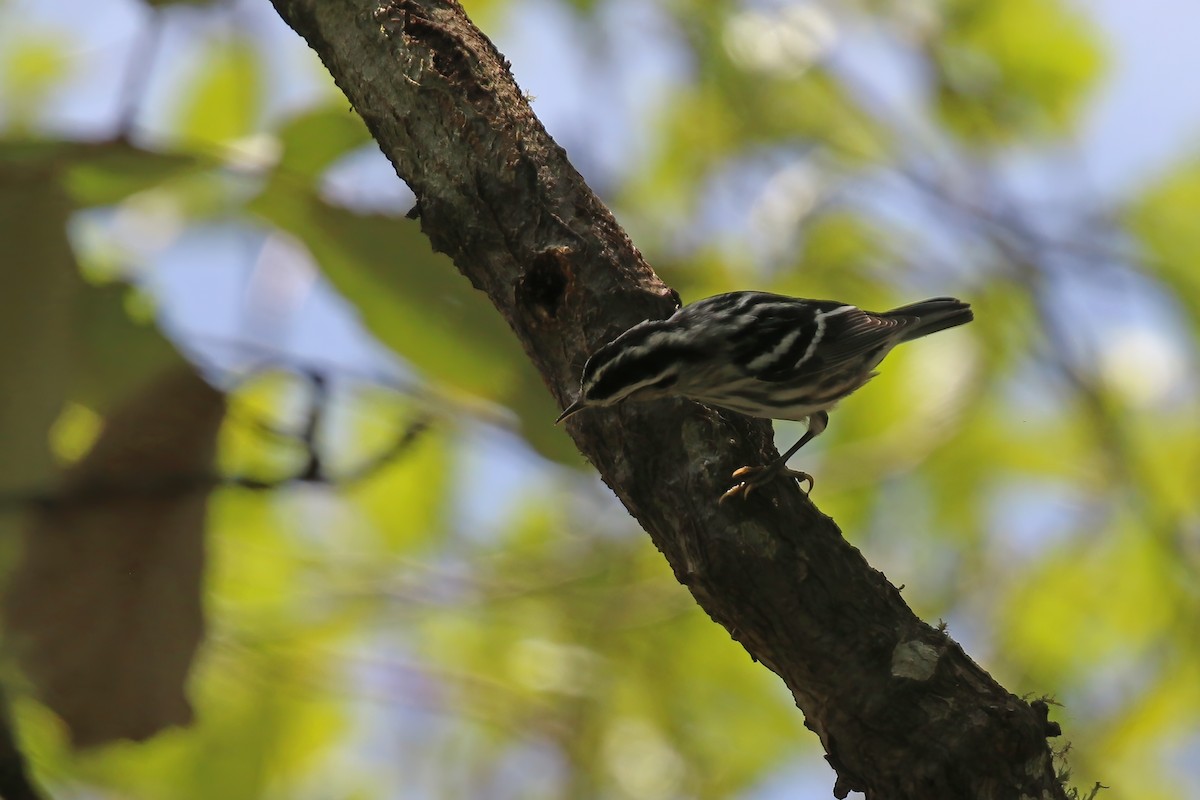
[{"x1": 719, "y1": 465, "x2": 814, "y2": 503}]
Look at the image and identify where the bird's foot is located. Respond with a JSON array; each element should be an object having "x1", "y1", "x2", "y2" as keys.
[{"x1": 719, "y1": 465, "x2": 814, "y2": 503}]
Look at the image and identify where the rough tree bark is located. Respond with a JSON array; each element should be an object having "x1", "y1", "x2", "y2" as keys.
[{"x1": 267, "y1": 1, "x2": 1066, "y2": 797}]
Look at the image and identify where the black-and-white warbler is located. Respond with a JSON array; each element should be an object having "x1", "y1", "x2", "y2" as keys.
[{"x1": 556, "y1": 291, "x2": 973, "y2": 501}]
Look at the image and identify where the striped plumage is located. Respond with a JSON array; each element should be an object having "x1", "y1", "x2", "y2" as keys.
[{"x1": 558, "y1": 291, "x2": 973, "y2": 499}]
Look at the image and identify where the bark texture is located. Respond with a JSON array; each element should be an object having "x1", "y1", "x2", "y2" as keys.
[{"x1": 267, "y1": 1, "x2": 1066, "y2": 797}]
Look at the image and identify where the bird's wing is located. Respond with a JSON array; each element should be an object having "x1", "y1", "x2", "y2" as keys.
[{"x1": 738, "y1": 304, "x2": 914, "y2": 382}]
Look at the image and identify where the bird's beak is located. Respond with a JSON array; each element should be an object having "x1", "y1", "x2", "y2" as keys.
[{"x1": 555, "y1": 398, "x2": 587, "y2": 425}]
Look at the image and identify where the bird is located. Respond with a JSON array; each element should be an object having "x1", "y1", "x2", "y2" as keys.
[{"x1": 555, "y1": 291, "x2": 973, "y2": 501}]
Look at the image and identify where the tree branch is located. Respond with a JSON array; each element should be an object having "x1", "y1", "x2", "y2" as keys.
[{"x1": 266, "y1": 1, "x2": 1066, "y2": 796}]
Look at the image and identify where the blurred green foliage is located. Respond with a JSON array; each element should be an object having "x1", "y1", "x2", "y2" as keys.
[
  {"x1": 933, "y1": 0, "x2": 1104, "y2": 140},
  {"x1": 0, "y1": 0, "x2": 1197, "y2": 798}
]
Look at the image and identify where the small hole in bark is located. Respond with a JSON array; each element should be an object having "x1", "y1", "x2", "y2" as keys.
[{"x1": 517, "y1": 246, "x2": 571, "y2": 320}]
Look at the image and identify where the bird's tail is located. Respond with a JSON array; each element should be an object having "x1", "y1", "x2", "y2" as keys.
[{"x1": 885, "y1": 297, "x2": 974, "y2": 341}]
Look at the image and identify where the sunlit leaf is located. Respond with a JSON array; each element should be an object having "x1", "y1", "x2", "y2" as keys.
[
  {"x1": 71, "y1": 281, "x2": 186, "y2": 412},
  {"x1": 1127, "y1": 159, "x2": 1200, "y2": 329},
  {"x1": 343, "y1": 402, "x2": 448, "y2": 554},
  {"x1": 62, "y1": 143, "x2": 202, "y2": 206},
  {"x1": 783, "y1": 209, "x2": 881, "y2": 291},
  {"x1": 248, "y1": 183, "x2": 580, "y2": 463},
  {"x1": 54, "y1": 639, "x2": 351, "y2": 799},
  {"x1": 998, "y1": 522, "x2": 1176, "y2": 685},
  {"x1": 172, "y1": 37, "x2": 264, "y2": 149},
  {"x1": 276, "y1": 106, "x2": 373, "y2": 178},
  {"x1": 1093, "y1": 660, "x2": 1200, "y2": 797},
  {"x1": 250, "y1": 184, "x2": 517, "y2": 391},
  {"x1": 0, "y1": 32, "x2": 74, "y2": 129},
  {"x1": 48, "y1": 403, "x2": 103, "y2": 464},
  {"x1": 932, "y1": 0, "x2": 1105, "y2": 141}
]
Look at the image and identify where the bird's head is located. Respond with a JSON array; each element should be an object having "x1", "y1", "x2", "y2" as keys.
[{"x1": 555, "y1": 321, "x2": 684, "y2": 424}]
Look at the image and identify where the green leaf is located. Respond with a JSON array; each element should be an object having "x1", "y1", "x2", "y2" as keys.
[
  {"x1": 0, "y1": 32, "x2": 75, "y2": 129},
  {"x1": 172, "y1": 37, "x2": 264, "y2": 149},
  {"x1": 932, "y1": 0, "x2": 1105, "y2": 141},
  {"x1": 345, "y1": 403, "x2": 450, "y2": 554},
  {"x1": 1127, "y1": 159, "x2": 1200, "y2": 329},
  {"x1": 417, "y1": 503, "x2": 812, "y2": 797},
  {"x1": 71, "y1": 282, "x2": 187, "y2": 413},
  {"x1": 251, "y1": 182, "x2": 514, "y2": 392},
  {"x1": 249, "y1": 181, "x2": 581, "y2": 463},
  {"x1": 62, "y1": 143, "x2": 202, "y2": 206},
  {"x1": 999, "y1": 521, "x2": 1176, "y2": 684},
  {"x1": 276, "y1": 106, "x2": 373, "y2": 178}
]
